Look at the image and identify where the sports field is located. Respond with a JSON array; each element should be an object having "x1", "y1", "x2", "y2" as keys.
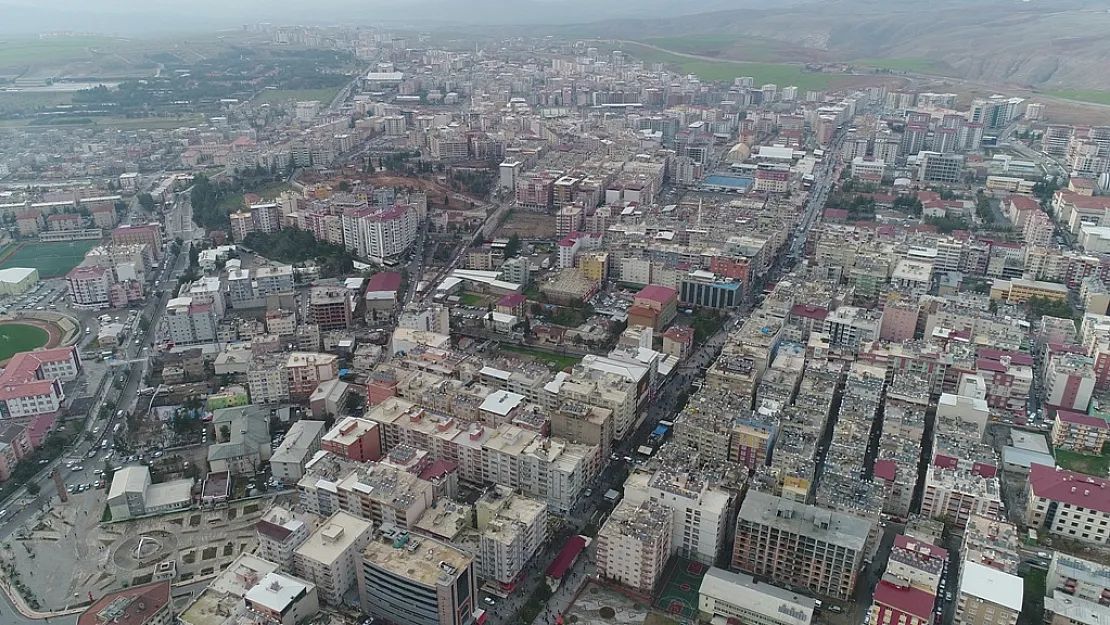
[
  {"x1": 653, "y1": 557, "x2": 706, "y2": 619},
  {"x1": 0, "y1": 323, "x2": 49, "y2": 361},
  {"x1": 0, "y1": 240, "x2": 100, "y2": 277}
]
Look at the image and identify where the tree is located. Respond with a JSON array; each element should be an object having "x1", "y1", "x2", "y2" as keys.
[
  {"x1": 504, "y1": 233, "x2": 522, "y2": 258},
  {"x1": 219, "y1": 424, "x2": 231, "y2": 441},
  {"x1": 25, "y1": 482, "x2": 39, "y2": 496},
  {"x1": 137, "y1": 193, "x2": 156, "y2": 212}
]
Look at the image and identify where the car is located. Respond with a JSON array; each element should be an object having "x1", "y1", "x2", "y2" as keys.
[
  {"x1": 1038, "y1": 551, "x2": 1050, "y2": 559},
  {"x1": 828, "y1": 606, "x2": 844, "y2": 614},
  {"x1": 86, "y1": 450, "x2": 97, "y2": 458},
  {"x1": 73, "y1": 465, "x2": 84, "y2": 472},
  {"x1": 483, "y1": 597, "x2": 496, "y2": 606},
  {"x1": 945, "y1": 592, "x2": 953, "y2": 602}
]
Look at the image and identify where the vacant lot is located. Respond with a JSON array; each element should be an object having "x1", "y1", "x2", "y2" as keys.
[
  {"x1": 0, "y1": 240, "x2": 100, "y2": 277},
  {"x1": 619, "y1": 42, "x2": 843, "y2": 91},
  {"x1": 1055, "y1": 449, "x2": 1110, "y2": 477},
  {"x1": 0, "y1": 36, "x2": 130, "y2": 70},
  {"x1": 500, "y1": 345, "x2": 582, "y2": 372},
  {"x1": 1048, "y1": 90, "x2": 1110, "y2": 106},
  {"x1": 494, "y1": 211, "x2": 555, "y2": 240}
]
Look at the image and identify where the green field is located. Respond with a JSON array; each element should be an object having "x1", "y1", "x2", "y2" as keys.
[
  {"x1": 499, "y1": 345, "x2": 582, "y2": 372},
  {"x1": 252, "y1": 88, "x2": 341, "y2": 106},
  {"x1": 0, "y1": 115, "x2": 202, "y2": 130},
  {"x1": 1054, "y1": 449, "x2": 1110, "y2": 476},
  {"x1": 0, "y1": 240, "x2": 101, "y2": 277},
  {"x1": 1048, "y1": 90, "x2": 1110, "y2": 106},
  {"x1": 618, "y1": 43, "x2": 835, "y2": 90},
  {"x1": 0, "y1": 36, "x2": 131, "y2": 69},
  {"x1": 0, "y1": 91, "x2": 74, "y2": 116},
  {"x1": 0, "y1": 323, "x2": 49, "y2": 361},
  {"x1": 641, "y1": 36, "x2": 783, "y2": 61},
  {"x1": 850, "y1": 58, "x2": 949, "y2": 74}
]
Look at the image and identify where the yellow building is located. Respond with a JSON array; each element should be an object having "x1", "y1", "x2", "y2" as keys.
[
  {"x1": 990, "y1": 278, "x2": 1068, "y2": 304},
  {"x1": 0, "y1": 267, "x2": 39, "y2": 295},
  {"x1": 578, "y1": 251, "x2": 609, "y2": 284}
]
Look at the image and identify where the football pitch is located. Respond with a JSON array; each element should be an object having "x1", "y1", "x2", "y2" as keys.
[{"x1": 0, "y1": 240, "x2": 100, "y2": 277}]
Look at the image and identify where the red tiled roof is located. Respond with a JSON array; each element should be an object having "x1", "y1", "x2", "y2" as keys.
[
  {"x1": 557, "y1": 238, "x2": 576, "y2": 248},
  {"x1": 419, "y1": 459, "x2": 458, "y2": 482},
  {"x1": 77, "y1": 582, "x2": 171, "y2": 625},
  {"x1": 1029, "y1": 463, "x2": 1110, "y2": 513},
  {"x1": 367, "y1": 271, "x2": 403, "y2": 293},
  {"x1": 976, "y1": 358, "x2": 1007, "y2": 373},
  {"x1": 255, "y1": 519, "x2": 294, "y2": 541},
  {"x1": 1009, "y1": 196, "x2": 1039, "y2": 211},
  {"x1": 546, "y1": 535, "x2": 587, "y2": 579},
  {"x1": 893, "y1": 534, "x2": 948, "y2": 561},
  {"x1": 1056, "y1": 409, "x2": 1110, "y2": 429},
  {"x1": 663, "y1": 326, "x2": 694, "y2": 342},
  {"x1": 873, "y1": 459, "x2": 897, "y2": 481},
  {"x1": 790, "y1": 304, "x2": 829, "y2": 321},
  {"x1": 874, "y1": 580, "x2": 935, "y2": 619},
  {"x1": 498, "y1": 293, "x2": 526, "y2": 308},
  {"x1": 1058, "y1": 192, "x2": 1110, "y2": 210},
  {"x1": 979, "y1": 349, "x2": 1034, "y2": 366},
  {"x1": 635, "y1": 284, "x2": 678, "y2": 305}
]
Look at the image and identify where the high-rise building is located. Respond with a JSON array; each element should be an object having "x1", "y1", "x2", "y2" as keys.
[
  {"x1": 293, "y1": 511, "x2": 373, "y2": 605},
  {"x1": 732, "y1": 491, "x2": 872, "y2": 600},
  {"x1": 475, "y1": 486, "x2": 548, "y2": 590},
  {"x1": 954, "y1": 561, "x2": 1022, "y2": 625},
  {"x1": 596, "y1": 499, "x2": 672, "y2": 594},
  {"x1": 359, "y1": 533, "x2": 477, "y2": 625},
  {"x1": 256, "y1": 505, "x2": 310, "y2": 571}
]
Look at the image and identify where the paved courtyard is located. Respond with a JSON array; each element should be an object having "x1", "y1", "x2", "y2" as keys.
[
  {"x1": 0, "y1": 488, "x2": 282, "y2": 610},
  {"x1": 563, "y1": 583, "x2": 679, "y2": 625}
]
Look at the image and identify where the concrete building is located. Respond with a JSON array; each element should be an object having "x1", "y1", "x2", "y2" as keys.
[
  {"x1": 885, "y1": 535, "x2": 948, "y2": 594},
  {"x1": 476, "y1": 486, "x2": 548, "y2": 591},
  {"x1": 106, "y1": 466, "x2": 193, "y2": 521},
  {"x1": 596, "y1": 499, "x2": 673, "y2": 594},
  {"x1": 698, "y1": 567, "x2": 815, "y2": 625},
  {"x1": 207, "y1": 405, "x2": 272, "y2": 475},
  {"x1": 1051, "y1": 410, "x2": 1109, "y2": 454},
  {"x1": 1026, "y1": 463, "x2": 1110, "y2": 545},
  {"x1": 321, "y1": 417, "x2": 382, "y2": 463},
  {"x1": 954, "y1": 561, "x2": 1022, "y2": 625},
  {"x1": 244, "y1": 572, "x2": 320, "y2": 625},
  {"x1": 308, "y1": 287, "x2": 352, "y2": 331},
  {"x1": 77, "y1": 582, "x2": 173, "y2": 625},
  {"x1": 256, "y1": 505, "x2": 310, "y2": 572},
  {"x1": 359, "y1": 532, "x2": 477, "y2": 625},
  {"x1": 270, "y1": 420, "x2": 326, "y2": 482},
  {"x1": 870, "y1": 580, "x2": 935, "y2": 625},
  {"x1": 624, "y1": 466, "x2": 733, "y2": 565},
  {"x1": 732, "y1": 491, "x2": 872, "y2": 600},
  {"x1": 293, "y1": 511, "x2": 373, "y2": 605}
]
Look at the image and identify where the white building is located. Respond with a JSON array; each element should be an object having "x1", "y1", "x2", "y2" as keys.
[
  {"x1": 623, "y1": 467, "x2": 733, "y2": 565},
  {"x1": 1026, "y1": 464, "x2": 1110, "y2": 545},
  {"x1": 699, "y1": 567, "x2": 816, "y2": 625},
  {"x1": 66, "y1": 265, "x2": 112, "y2": 310},
  {"x1": 244, "y1": 572, "x2": 320, "y2": 625},
  {"x1": 270, "y1": 420, "x2": 326, "y2": 481},
  {"x1": 256, "y1": 505, "x2": 310, "y2": 572},
  {"x1": 476, "y1": 486, "x2": 548, "y2": 589},
  {"x1": 106, "y1": 466, "x2": 193, "y2": 521},
  {"x1": 955, "y1": 561, "x2": 1023, "y2": 625},
  {"x1": 596, "y1": 499, "x2": 673, "y2": 594},
  {"x1": 160, "y1": 297, "x2": 217, "y2": 345},
  {"x1": 293, "y1": 511, "x2": 373, "y2": 606}
]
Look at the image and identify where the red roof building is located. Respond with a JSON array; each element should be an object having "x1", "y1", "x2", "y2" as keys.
[
  {"x1": 872, "y1": 580, "x2": 935, "y2": 625},
  {"x1": 1027, "y1": 464, "x2": 1110, "y2": 544},
  {"x1": 497, "y1": 293, "x2": 527, "y2": 317},
  {"x1": 77, "y1": 582, "x2": 172, "y2": 625},
  {"x1": 1051, "y1": 410, "x2": 1110, "y2": 455},
  {"x1": 629, "y1": 285, "x2": 678, "y2": 331}
]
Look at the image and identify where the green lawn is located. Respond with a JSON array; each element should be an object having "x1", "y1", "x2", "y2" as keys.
[
  {"x1": 0, "y1": 240, "x2": 101, "y2": 277},
  {"x1": 0, "y1": 324, "x2": 49, "y2": 361},
  {"x1": 618, "y1": 43, "x2": 835, "y2": 90},
  {"x1": 1047, "y1": 90, "x2": 1110, "y2": 106},
  {"x1": 500, "y1": 345, "x2": 582, "y2": 372},
  {"x1": 1054, "y1": 449, "x2": 1110, "y2": 476},
  {"x1": 0, "y1": 115, "x2": 202, "y2": 130},
  {"x1": 0, "y1": 36, "x2": 131, "y2": 69},
  {"x1": 457, "y1": 292, "x2": 485, "y2": 306},
  {"x1": 0, "y1": 91, "x2": 74, "y2": 116},
  {"x1": 252, "y1": 88, "x2": 341, "y2": 106}
]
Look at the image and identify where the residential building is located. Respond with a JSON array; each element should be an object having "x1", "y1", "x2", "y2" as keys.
[
  {"x1": 624, "y1": 465, "x2": 733, "y2": 565},
  {"x1": 293, "y1": 511, "x2": 373, "y2": 605},
  {"x1": 885, "y1": 535, "x2": 948, "y2": 594},
  {"x1": 0, "y1": 423, "x2": 30, "y2": 481},
  {"x1": 1051, "y1": 410, "x2": 1109, "y2": 454},
  {"x1": 954, "y1": 561, "x2": 1022, "y2": 625},
  {"x1": 359, "y1": 533, "x2": 477, "y2": 625},
  {"x1": 308, "y1": 287, "x2": 352, "y2": 331},
  {"x1": 256, "y1": 505, "x2": 310, "y2": 572},
  {"x1": 270, "y1": 420, "x2": 326, "y2": 482},
  {"x1": 244, "y1": 572, "x2": 320, "y2": 625},
  {"x1": 321, "y1": 417, "x2": 382, "y2": 462},
  {"x1": 1026, "y1": 463, "x2": 1110, "y2": 545},
  {"x1": 475, "y1": 486, "x2": 548, "y2": 590},
  {"x1": 596, "y1": 499, "x2": 672, "y2": 594},
  {"x1": 732, "y1": 491, "x2": 872, "y2": 600},
  {"x1": 698, "y1": 567, "x2": 816, "y2": 625},
  {"x1": 207, "y1": 405, "x2": 272, "y2": 475},
  {"x1": 869, "y1": 580, "x2": 935, "y2": 625},
  {"x1": 160, "y1": 297, "x2": 218, "y2": 345},
  {"x1": 920, "y1": 466, "x2": 1002, "y2": 528},
  {"x1": 628, "y1": 285, "x2": 679, "y2": 331},
  {"x1": 1044, "y1": 355, "x2": 1097, "y2": 412},
  {"x1": 66, "y1": 265, "x2": 112, "y2": 309}
]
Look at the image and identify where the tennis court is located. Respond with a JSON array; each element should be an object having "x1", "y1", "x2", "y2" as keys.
[
  {"x1": 0, "y1": 240, "x2": 99, "y2": 277},
  {"x1": 652, "y1": 557, "x2": 706, "y2": 620}
]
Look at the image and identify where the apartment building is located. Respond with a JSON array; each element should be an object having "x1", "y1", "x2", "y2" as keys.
[
  {"x1": 870, "y1": 580, "x2": 935, "y2": 625},
  {"x1": 954, "y1": 561, "x2": 1022, "y2": 625},
  {"x1": 321, "y1": 417, "x2": 382, "y2": 462},
  {"x1": 920, "y1": 466, "x2": 1002, "y2": 528},
  {"x1": 270, "y1": 420, "x2": 326, "y2": 481},
  {"x1": 1026, "y1": 464, "x2": 1110, "y2": 545},
  {"x1": 111, "y1": 224, "x2": 162, "y2": 258},
  {"x1": 297, "y1": 456, "x2": 436, "y2": 530},
  {"x1": 1044, "y1": 553, "x2": 1110, "y2": 625},
  {"x1": 596, "y1": 499, "x2": 673, "y2": 594},
  {"x1": 0, "y1": 423, "x2": 31, "y2": 481},
  {"x1": 1051, "y1": 410, "x2": 1109, "y2": 455},
  {"x1": 243, "y1": 572, "x2": 320, "y2": 625},
  {"x1": 293, "y1": 511, "x2": 373, "y2": 605},
  {"x1": 77, "y1": 582, "x2": 173, "y2": 625},
  {"x1": 255, "y1": 506, "x2": 310, "y2": 571},
  {"x1": 359, "y1": 532, "x2": 477, "y2": 625},
  {"x1": 308, "y1": 287, "x2": 352, "y2": 331},
  {"x1": 1044, "y1": 355, "x2": 1097, "y2": 412},
  {"x1": 65, "y1": 265, "x2": 112, "y2": 309},
  {"x1": 962, "y1": 515, "x2": 1021, "y2": 574},
  {"x1": 476, "y1": 486, "x2": 548, "y2": 590},
  {"x1": 160, "y1": 297, "x2": 218, "y2": 345},
  {"x1": 286, "y1": 352, "x2": 340, "y2": 398},
  {"x1": 885, "y1": 535, "x2": 947, "y2": 594},
  {"x1": 732, "y1": 491, "x2": 872, "y2": 600},
  {"x1": 698, "y1": 567, "x2": 816, "y2": 625},
  {"x1": 625, "y1": 466, "x2": 733, "y2": 565}
]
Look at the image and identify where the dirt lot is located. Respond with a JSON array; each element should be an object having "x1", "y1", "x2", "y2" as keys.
[
  {"x1": 495, "y1": 211, "x2": 556, "y2": 240},
  {"x1": 916, "y1": 78, "x2": 1110, "y2": 125}
]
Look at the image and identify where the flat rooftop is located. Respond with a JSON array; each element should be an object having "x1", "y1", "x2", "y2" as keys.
[{"x1": 363, "y1": 534, "x2": 472, "y2": 587}]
